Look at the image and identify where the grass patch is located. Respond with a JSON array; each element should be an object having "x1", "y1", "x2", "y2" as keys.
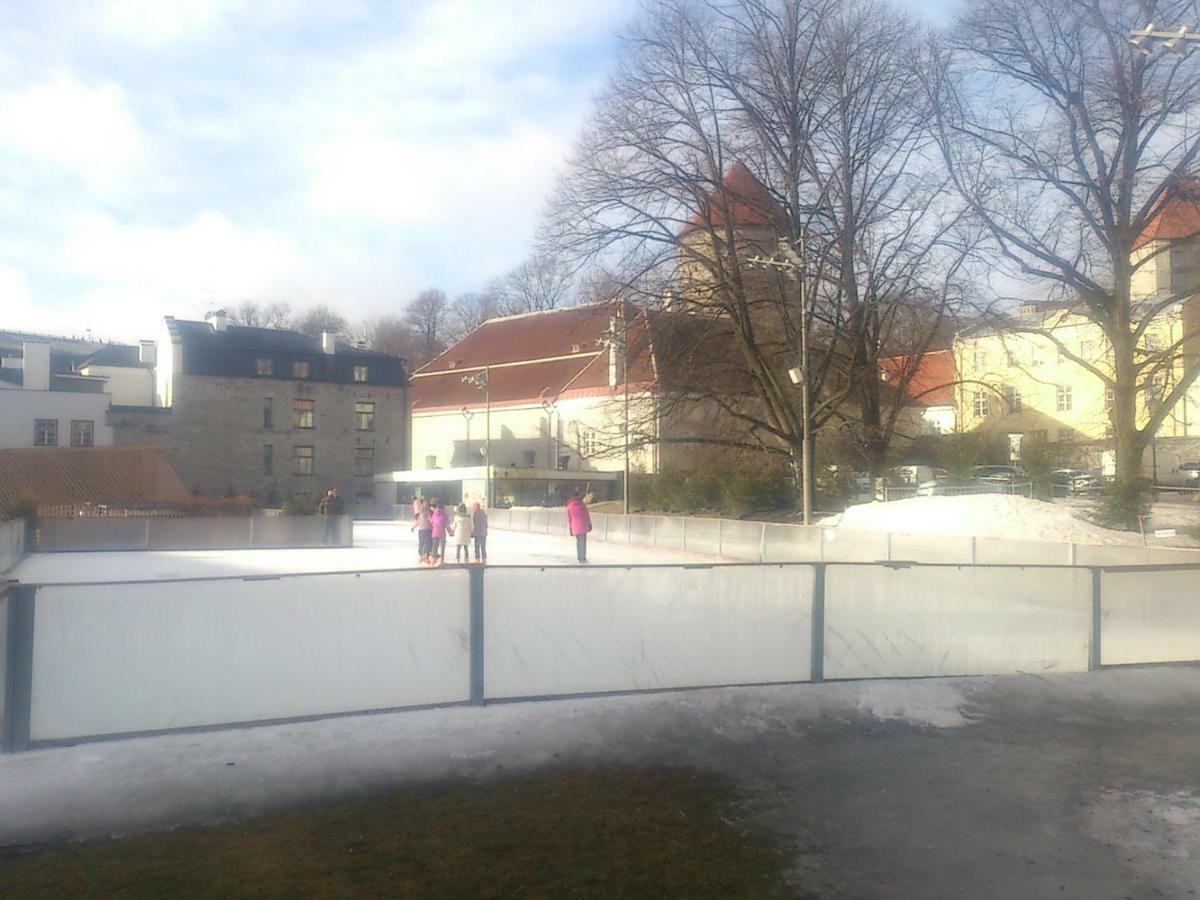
[{"x1": 0, "y1": 767, "x2": 793, "y2": 899}]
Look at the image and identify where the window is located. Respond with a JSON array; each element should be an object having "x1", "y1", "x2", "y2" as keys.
[
  {"x1": 1003, "y1": 387, "x2": 1022, "y2": 413},
  {"x1": 34, "y1": 418, "x2": 58, "y2": 447},
  {"x1": 1080, "y1": 340, "x2": 1094, "y2": 361},
  {"x1": 1105, "y1": 386, "x2": 1115, "y2": 409},
  {"x1": 1006, "y1": 351, "x2": 1017, "y2": 368},
  {"x1": 973, "y1": 390, "x2": 989, "y2": 418},
  {"x1": 355, "y1": 401, "x2": 375, "y2": 431},
  {"x1": 257, "y1": 358, "x2": 273, "y2": 376},
  {"x1": 1058, "y1": 427, "x2": 1074, "y2": 442},
  {"x1": 292, "y1": 445, "x2": 314, "y2": 476},
  {"x1": 1144, "y1": 334, "x2": 1162, "y2": 353},
  {"x1": 263, "y1": 397, "x2": 273, "y2": 430},
  {"x1": 1030, "y1": 428, "x2": 1048, "y2": 442},
  {"x1": 1056, "y1": 384, "x2": 1072, "y2": 412},
  {"x1": 293, "y1": 398, "x2": 314, "y2": 429},
  {"x1": 355, "y1": 446, "x2": 375, "y2": 477},
  {"x1": 973, "y1": 348, "x2": 987, "y2": 369},
  {"x1": 522, "y1": 450, "x2": 536, "y2": 467},
  {"x1": 263, "y1": 444, "x2": 273, "y2": 476},
  {"x1": 293, "y1": 360, "x2": 310, "y2": 379},
  {"x1": 70, "y1": 419, "x2": 94, "y2": 447},
  {"x1": 579, "y1": 427, "x2": 599, "y2": 457},
  {"x1": 353, "y1": 365, "x2": 368, "y2": 383}
]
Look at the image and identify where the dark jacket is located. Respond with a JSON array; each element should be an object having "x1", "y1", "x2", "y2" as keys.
[{"x1": 318, "y1": 494, "x2": 344, "y2": 516}]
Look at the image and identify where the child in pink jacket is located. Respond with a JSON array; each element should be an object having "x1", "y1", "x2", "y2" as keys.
[{"x1": 566, "y1": 491, "x2": 592, "y2": 563}]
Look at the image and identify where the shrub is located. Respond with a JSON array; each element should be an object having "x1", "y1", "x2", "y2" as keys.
[
  {"x1": 281, "y1": 493, "x2": 320, "y2": 516},
  {"x1": 0, "y1": 497, "x2": 37, "y2": 521}
]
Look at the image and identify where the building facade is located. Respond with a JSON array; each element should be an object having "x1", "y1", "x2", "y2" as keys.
[
  {"x1": 0, "y1": 340, "x2": 115, "y2": 450},
  {"x1": 110, "y1": 312, "x2": 410, "y2": 505}
]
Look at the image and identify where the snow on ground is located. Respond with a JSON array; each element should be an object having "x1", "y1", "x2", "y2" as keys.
[
  {"x1": 826, "y1": 494, "x2": 1147, "y2": 545},
  {"x1": 8, "y1": 520, "x2": 722, "y2": 585}
]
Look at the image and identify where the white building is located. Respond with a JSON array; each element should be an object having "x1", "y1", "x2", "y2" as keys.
[{"x1": 0, "y1": 341, "x2": 115, "y2": 449}]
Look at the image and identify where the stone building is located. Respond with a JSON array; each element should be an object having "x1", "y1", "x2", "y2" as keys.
[{"x1": 110, "y1": 311, "x2": 410, "y2": 506}]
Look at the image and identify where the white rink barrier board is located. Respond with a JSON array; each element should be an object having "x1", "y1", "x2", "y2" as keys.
[
  {"x1": 28, "y1": 569, "x2": 470, "y2": 742},
  {"x1": 482, "y1": 565, "x2": 814, "y2": 699},
  {"x1": 823, "y1": 565, "x2": 1093, "y2": 679},
  {"x1": 1100, "y1": 569, "x2": 1200, "y2": 666}
]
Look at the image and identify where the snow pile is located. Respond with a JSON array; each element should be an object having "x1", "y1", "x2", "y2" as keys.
[{"x1": 832, "y1": 494, "x2": 1141, "y2": 545}]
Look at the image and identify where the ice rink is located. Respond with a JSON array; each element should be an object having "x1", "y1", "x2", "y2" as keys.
[{"x1": 9, "y1": 519, "x2": 723, "y2": 584}]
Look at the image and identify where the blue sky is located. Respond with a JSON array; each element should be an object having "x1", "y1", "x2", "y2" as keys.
[{"x1": 0, "y1": 0, "x2": 960, "y2": 342}]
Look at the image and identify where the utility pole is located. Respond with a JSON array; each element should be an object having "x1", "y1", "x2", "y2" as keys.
[
  {"x1": 460, "y1": 407, "x2": 474, "y2": 466},
  {"x1": 750, "y1": 232, "x2": 813, "y2": 525},
  {"x1": 462, "y1": 367, "x2": 491, "y2": 506}
]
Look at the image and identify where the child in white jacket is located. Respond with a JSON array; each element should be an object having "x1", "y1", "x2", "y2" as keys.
[{"x1": 452, "y1": 503, "x2": 474, "y2": 563}]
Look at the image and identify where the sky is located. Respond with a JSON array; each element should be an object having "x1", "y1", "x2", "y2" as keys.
[{"x1": 0, "y1": 0, "x2": 961, "y2": 343}]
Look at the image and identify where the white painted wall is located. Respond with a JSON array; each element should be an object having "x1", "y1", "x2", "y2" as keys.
[
  {"x1": 1100, "y1": 569, "x2": 1200, "y2": 665},
  {"x1": 0, "y1": 389, "x2": 114, "y2": 448},
  {"x1": 823, "y1": 565, "x2": 1093, "y2": 678},
  {"x1": 29, "y1": 570, "x2": 471, "y2": 741},
  {"x1": 78, "y1": 364, "x2": 153, "y2": 406},
  {"x1": 412, "y1": 392, "x2": 658, "y2": 474},
  {"x1": 483, "y1": 565, "x2": 813, "y2": 699}
]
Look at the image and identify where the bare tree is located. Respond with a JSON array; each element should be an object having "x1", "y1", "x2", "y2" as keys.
[
  {"x1": 932, "y1": 0, "x2": 1200, "y2": 522},
  {"x1": 447, "y1": 291, "x2": 501, "y2": 339},
  {"x1": 545, "y1": 0, "x2": 968, "y2": 493},
  {"x1": 490, "y1": 253, "x2": 575, "y2": 315},
  {"x1": 292, "y1": 304, "x2": 348, "y2": 338},
  {"x1": 356, "y1": 315, "x2": 419, "y2": 362},
  {"x1": 405, "y1": 289, "x2": 450, "y2": 365},
  {"x1": 229, "y1": 301, "x2": 292, "y2": 329}
]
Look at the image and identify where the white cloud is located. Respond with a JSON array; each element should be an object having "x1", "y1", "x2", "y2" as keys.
[
  {"x1": 0, "y1": 75, "x2": 147, "y2": 189},
  {"x1": 86, "y1": 0, "x2": 250, "y2": 45}
]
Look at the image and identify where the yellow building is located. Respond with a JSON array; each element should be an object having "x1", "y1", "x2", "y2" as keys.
[{"x1": 954, "y1": 186, "x2": 1200, "y2": 456}]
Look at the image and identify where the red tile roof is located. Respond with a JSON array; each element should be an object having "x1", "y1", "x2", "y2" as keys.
[
  {"x1": 880, "y1": 349, "x2": 957, "y2": 406},
  {"x1": 1137, "y1": 177, "x2": 1200, "y2": 248},
  {"x1": 411, "y1": 301, "x2": 659, "y2": 411},
  {"x1": 681, "y1": 162, "x2": 787, "y2": 237},
  {"x1": 0, "y1": 446, "x2": 192, "y2": 513}
]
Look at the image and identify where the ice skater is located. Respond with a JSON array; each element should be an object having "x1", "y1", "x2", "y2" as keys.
[
  {"x1": 430, "y1": 501, "x2": 450, "y2": 565},
  {"x1": 452, "y1": 503, "x2": 473, "y2": 563},
  {"x1": 411, "y1": 498, "x2": 432, "y2": 563},
  {"x1": 471, "y1": 502, "x2": 488, "y2": 564},
  {"x1": 566, "y1": 490, "x2": 592, "y2": 563}
]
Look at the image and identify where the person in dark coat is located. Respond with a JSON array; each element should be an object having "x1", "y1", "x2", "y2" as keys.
[{"x1": 318, "y1": 488, "x2": 344, "y2": 545}]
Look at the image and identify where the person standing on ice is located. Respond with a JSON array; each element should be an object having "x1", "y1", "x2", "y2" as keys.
[
  {"x1": 566, "y1": 490, "x2": 592, "y2": 563},
  {"x1": 318, "y1": 488, "x2": 344, "y2": 545},
  {"x1": 452, "y1": 503, "x2": 473, "y2": 563},
  {"x1": 430, "y1": 501, "x2": 450, "y2": 565},
  {"x1": 471, "y1": 502, "x2": 488, "y2": 564},
  {"x1": 411, "y1": 498, "x2": 432, "y2": 563}
]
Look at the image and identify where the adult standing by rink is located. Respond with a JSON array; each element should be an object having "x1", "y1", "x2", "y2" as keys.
[
  {"x1": 318, "y1": 487, "x2": 344, "y2": 545},
  {"x1": 566, "y1": 490, "x2": 592, "y2": 564}
]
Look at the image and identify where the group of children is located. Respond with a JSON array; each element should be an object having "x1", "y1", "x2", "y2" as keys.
[{"x1": 410, "y1": 496, "x2": 488, "y2": 566}]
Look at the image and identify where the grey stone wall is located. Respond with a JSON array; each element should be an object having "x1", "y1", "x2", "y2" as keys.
[{"x1": 110, "y1": 375, "x2": 409, "y2": 506}]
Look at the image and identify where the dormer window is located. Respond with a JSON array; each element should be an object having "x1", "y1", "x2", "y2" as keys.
[
  {"x1": 257, "y1": 358, "x2": 273, "y2": 376},
  {"x1": 353, "y1": 365, "x2": 368, "y2": 382},
  {"x1": 571, "y1": 343, "x2": 582, "y2": 354},
  {"x1": 293, "y1": 360, "x2": 310, "y2": 379}
]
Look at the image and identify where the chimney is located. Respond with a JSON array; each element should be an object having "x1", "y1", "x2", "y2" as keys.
[
  {"x1": 21, "y1": 341, "x2": 51, "y2": 391},
  {"x1": 205, "y1": 309, "x2": 228, "y2": 332},
  {"x1": 138, "y1": 340, "x2": 157, "y2": 365},
  {"x1": 321, "y1": 331, "x2": 337, "y2": 355}
]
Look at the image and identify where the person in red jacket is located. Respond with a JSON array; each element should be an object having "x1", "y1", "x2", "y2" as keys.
[{"x1": 565, "y1": 490, "x2": 592, "y2": 563}]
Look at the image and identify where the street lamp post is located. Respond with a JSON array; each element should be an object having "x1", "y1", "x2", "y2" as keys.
[
  {"x1": 1130, "y1": 24, "x2": 1200, "y2": 54},
  {"x1": 749, "y1": 232, "x2": 813, "y2": 525},
  {"x1": 600, "y1": 308, "x2": 632, "y2": 514},
  {"x1": 460, "y1": 407, "x2": 474, "y2": 466},
  {"x1": 462, "y1": 367, "x2": 491, "y2": 506},
  {"x1": 541, "y1": 399, "x2": 557, "y2": 504}
]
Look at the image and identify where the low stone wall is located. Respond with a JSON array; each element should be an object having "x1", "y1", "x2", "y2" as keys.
[{"x1": 32, "y1": 515, "x2": 352, "y2": 553}]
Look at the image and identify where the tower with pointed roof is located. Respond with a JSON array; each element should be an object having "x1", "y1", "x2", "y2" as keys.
[{"x1": 674, "y1": 162, "x2": 789, "y2": 313}]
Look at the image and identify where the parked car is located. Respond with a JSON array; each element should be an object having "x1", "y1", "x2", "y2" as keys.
[
  {"x1": 1051, "y1": 468, "x2": 1102, "y2": 494},
  {"x1": 1180, "y1": 462, "x2": 1200, "y2": 484},
  {"x1": 971, "y1": 464, "x2": 1028, "y2": 484},
  {"x1": 915, "y1": 467, "x2": 952, "y2": 496}
]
